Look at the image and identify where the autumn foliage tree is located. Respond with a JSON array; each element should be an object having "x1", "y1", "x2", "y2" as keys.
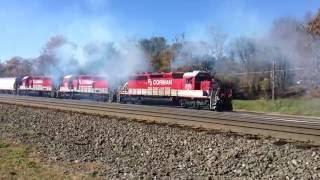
[
  {"x1": 139, "y1": 37, "x2": 172, "y2": 71},
  {"x1": 0, "y1": 57, "x2": 32, "y2": 77},
  {"x1": 308, "y1": 10, "x2": 320, "y2": 36}
]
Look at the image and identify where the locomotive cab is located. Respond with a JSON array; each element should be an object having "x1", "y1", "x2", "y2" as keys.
[
  {"x1": 21, "y1": 76, "x2": 31, "y2": 88},
  {"x1": 183, "y1": 71, "x2": 212, "y2": 96},
  {"x1": 195, "y1": 72, "x2": 212, "y2": 96},
  {"x1": 194, "y1": 72, "x2": 211, "y2": 90}
]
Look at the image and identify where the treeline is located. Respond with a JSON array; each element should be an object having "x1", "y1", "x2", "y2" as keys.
[{"x1": 1, "y1": 11, "x2": 320, "y2": 99}]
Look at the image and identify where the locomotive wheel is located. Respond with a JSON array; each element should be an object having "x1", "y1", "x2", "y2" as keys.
[
  {"x1": 56, "y1": 92, "x2": 63, "y2": 99},
  {"x1": 172, "y1": 97, "x2": 179, "y2": 106},
  {"x1": 215, "y1": 100, "x2": 224, "y2": 112},
  {"x1": 179, "y1": 99, "x2": 187, "y2": 108},
  {"x1": 119, "y1": 96, "x2": 129, "y2": 104},
  {"x1": 135, "y1": 98, "x2": 142, "y2": 104},
  {"x1": 102, "y1": 95, "x2": 108, "y2": 102},
  {"x1": 128, "y1": 97, "x2": 136, "y2": 104},
  {"x1": 89, "y1": 94, "x2": 94, "y2": 100},
  {"x1": 193, "y1": 101, "x2": 201, "y2": 110},
  {"x1": 225, "y1": 102, "x2": 233, "y2": 111},
  {"x1": 119, "y1": 97, "x2": 126, "y2": 104},
  {"x1": 50, "y1": 91, "x2": 56, "y2": 98},
  {"x1": 216, "y1": 105, "x2": 223, "y2": 112},
  {"x1": 196, "y1": 103, "x2": 201, "y2": 110}
]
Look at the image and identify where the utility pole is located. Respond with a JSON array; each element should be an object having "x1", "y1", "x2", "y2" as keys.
[{"x1": 271, "y1": 59, "x2": 276, "y2": 101}]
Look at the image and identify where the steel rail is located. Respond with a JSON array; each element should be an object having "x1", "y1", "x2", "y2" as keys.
[
  {"x1": 0, "y1": 95, "x2": 319, "y2": 144},
  {"x1": 1, "y1": 95, "x2": 319, "y2": 127},
  {"x1": 0, "y1": 95, "x2": 319, "y2": 130},
  {"x1": 2, "y1": 95, "x2": 320, "y2": 122}
]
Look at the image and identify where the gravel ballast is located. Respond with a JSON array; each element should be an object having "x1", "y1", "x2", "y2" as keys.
[{"x1": 0, "y1": 103, "x2": 319, "y2": 179}]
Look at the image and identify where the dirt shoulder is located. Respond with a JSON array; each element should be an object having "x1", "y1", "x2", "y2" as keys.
[{"x1": 0, "y1": 139, "x2": 103, "y2": 180}]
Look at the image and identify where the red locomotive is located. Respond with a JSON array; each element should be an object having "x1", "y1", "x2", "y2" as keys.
[
  {"x1": 18, "y1": 76, "x2": 55, "y2": 97},
  {"x1": 119, "y1": 71, "x2": 232, "y2": 111},
  {"x1": 57, "y1": 75, "x2": 109, "y2": 101}
]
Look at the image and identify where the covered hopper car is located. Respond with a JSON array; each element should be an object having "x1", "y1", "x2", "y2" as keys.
[{"x1": 0, "y1": 77, "x2": 20, "y2": 94}]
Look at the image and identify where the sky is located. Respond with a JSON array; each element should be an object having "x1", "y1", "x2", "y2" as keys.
[{"x1": 0, "y1": 0, "x2": 319, "y2": 60}]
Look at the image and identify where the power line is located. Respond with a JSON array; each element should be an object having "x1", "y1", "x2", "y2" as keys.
[{"x1": 216, "y1": 68, "x2": 304, "y2": 76}]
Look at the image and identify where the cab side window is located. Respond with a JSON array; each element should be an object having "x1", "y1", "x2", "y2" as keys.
[{"x1": 186, "y1": 78, "x2": 192, "y2": 84}]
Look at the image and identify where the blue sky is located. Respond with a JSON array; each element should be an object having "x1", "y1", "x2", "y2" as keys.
[{"x1": 0, "y1": 0, "x2": 319, "y2": 60}]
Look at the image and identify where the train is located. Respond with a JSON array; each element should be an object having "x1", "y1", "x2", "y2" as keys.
[{"x1": 0, "y1": 71, "x2": 233, "y2": 111}]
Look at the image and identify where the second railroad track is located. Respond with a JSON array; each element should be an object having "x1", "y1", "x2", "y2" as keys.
[{"x1": 0, "y1": 94, "x2": 319, "y2": 144}]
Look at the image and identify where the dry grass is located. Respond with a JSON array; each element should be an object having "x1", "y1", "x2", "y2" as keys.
[
  {"x1": 0, "y1": 140, "x2": 102, "y2": 180},
  {"x1": 233, "y1": 98, "x2": 320, "y2": 117}
]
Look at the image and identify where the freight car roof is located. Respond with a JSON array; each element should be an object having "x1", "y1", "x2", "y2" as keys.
[
  {"x1": 64, "y1": 75, "x2": 73, "y2": 79},
  {"x1": 22, "y1": 76, "x2": 30, "y2": 80},
  {"x1": 183, "y1": 71, "x2": 201, "y2": 77}
]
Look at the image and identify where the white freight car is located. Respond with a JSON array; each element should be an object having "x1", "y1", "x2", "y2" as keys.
[{"x1": 0, "y1": 77, "x2": 18, "y2": 94}]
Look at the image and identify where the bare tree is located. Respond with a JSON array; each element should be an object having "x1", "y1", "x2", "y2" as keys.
[{"x1": 207, "y1": 26, "x2": 228, "y2": 60}]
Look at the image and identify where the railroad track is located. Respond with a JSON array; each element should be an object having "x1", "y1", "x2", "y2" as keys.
[{"x1": 0, "y1": 94, "x2": 320, "y2": 144}]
